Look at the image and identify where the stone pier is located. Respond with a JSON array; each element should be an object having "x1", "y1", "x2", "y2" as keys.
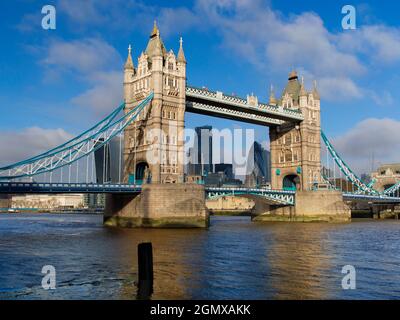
[
  {"x1": 104, "y1": 183, "x2": 209, "y2": 228},
  {"x1": 252, "y1": 190, "x2": 351, "y2": 222}
]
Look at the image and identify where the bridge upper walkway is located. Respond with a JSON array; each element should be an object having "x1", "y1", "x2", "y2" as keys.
[{"x1": 185, "y1": 85, "x2": 304, "y2": 126}]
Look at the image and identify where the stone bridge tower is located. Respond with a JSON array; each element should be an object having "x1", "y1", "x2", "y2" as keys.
[
  {"x1": 123, "y1": 22, "x2": 186, "y2": 184},
  {"x1": 269, "y1": 71, "x2": 321, "y2": 191}
]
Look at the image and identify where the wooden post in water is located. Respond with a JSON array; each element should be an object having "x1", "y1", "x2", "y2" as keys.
[{"x1": 137, "y1": 242, "x2": 153, "y2": 299}]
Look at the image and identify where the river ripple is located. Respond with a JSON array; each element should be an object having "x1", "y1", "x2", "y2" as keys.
[{"x1": 0, "y1": 214, "x2": 400, "y2": 299}]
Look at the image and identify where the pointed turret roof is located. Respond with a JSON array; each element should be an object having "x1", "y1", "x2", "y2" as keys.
[
  {"x1": 124, "y1": 44, "x2": 134, "y2": 70},
  {"x1": 151, "y1": 20, "x2": 158, "y2": 37},
  {"x1": 177, "y1": 37, "x2": 186, "y2": 63},
  {"x1": 269, "y1": 85, "x2": 277, "y2": 105},
  {"x1": 300, "y1": 76, "x2": 307, "y2": 97},
  {"x1": 312, "y1": 80, "x2": 320, "y2": 100},
  {"x1": 279, "y1": 70, "x2": 301, "y2": 105},
  {"x1": 288, "y1": 70, "x2": 298, "y2": 80},
  {"x1": 145, "y1": 21, "x2": 167, "y2": 60}
]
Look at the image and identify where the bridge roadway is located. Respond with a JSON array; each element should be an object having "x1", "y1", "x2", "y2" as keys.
[
  {"x1": 185, "y1": 85, "x2": 304, "y2": 126},
  {"x1": 1, "y1": 182, "x2": 399, "y2": 205}
]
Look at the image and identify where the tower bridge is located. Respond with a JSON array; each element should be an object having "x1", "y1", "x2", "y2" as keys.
[{"x1": 0, "y1": 22, "x2": 399, "y2": 227}]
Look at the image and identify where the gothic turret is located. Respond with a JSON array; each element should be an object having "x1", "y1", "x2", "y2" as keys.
[
  {"x1": 145, "y1": 21, "x2": 166, "y2": 60},
  {"x1": 124, "y1": 44, "x2": 134, "y2": 69},
  {"x1": 312, "y1": 80, "x2": 320, "y2": 100},
  {"x1": 177, "y1": 37, "x2": 186, "y2": 64},
  {"x1": 124, "y1": 44, "x2": 134, "y2": 85},
  {"x1": 299, "y1": 76, "x2": 308, "y2": 107},
  {"x1": 279, "y1": 70, "x2": 301, "y2": 107},
  {"x1": 300, "y1": 77, "x2": 307, "y2": 97},
  {"x1": 269, "y1": 85, "x2": 277, "y2": 106}
]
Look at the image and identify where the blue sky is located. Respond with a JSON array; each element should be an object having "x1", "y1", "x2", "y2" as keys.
[{"x1": 0, "y1": 0, "x2": 400, "y2": 174}]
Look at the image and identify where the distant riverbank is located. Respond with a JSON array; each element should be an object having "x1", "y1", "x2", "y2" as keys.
[{"x1": 0, "y1": 208, "x2": 103, "y2": 214}]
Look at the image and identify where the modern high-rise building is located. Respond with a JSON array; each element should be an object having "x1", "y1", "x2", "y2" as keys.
[
  {"x1": 83, "y1": 193, "x2": 105, "y2": 209},
  {"x1": 195, "y1": 126, "x2": 213, "y2": 174},
  {"x1": 94, "y1": 135, "x2": 123, "y2": 184},
  {"x1": 245, "y1": 141, "x2": 271, "y2": 187},
  {"x1": 187, "y1": 126, "x2": 214, "y2": 176},
  {"x1": 214, "y1": 163, "x2": 234, "y2": 180}
]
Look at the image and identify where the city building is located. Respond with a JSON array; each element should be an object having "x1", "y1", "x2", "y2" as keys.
[
  {"x1": 83, "y1": 194, "x2": 106, "y2": 209},
  {"x1": 195, "y1": 126, "x2": 213, "y2": 174},
  {"x1": 187, "y1": 126, "x2": 214, "y2": 176},
  {"x1": 214, "y1": 163, "x2": 234, "y2": 180},
  {"x1": 94, "y1": 135, "x2": 123, "y2": 184},
  {"x1": 11, "y1": 194, "x2": 84, "y2": 210},
  {"x1": 244, "y1": 141, "x2": 271, "y2": 187},
  {"x1": 206, "y1": 196, "x2": 255, "y2": 213}
]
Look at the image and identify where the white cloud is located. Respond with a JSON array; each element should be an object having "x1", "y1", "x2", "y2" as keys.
[
  {"x1": 57, "y1": 0, "x2": 201, "y2": 37},
  {"x1": 332, "y1": 118, "x2": 400, "y2": 173},
  {"x1": 193, "y1": 0, "x2": 367, "y2": 101},
  {"x1": 0, "y1": 127, "x2": 73, "y2": 166},
  {"x1": 20, "y1": 0, "x2": 400, "y2": 106},
  {"x1": 190, "y1": 0, "x2": 400, "y2": 104},
  {"x1": 42, "y1": 38, "x2": 121, "y2": 75},
  {"x1": 318, "y1": 77, "x2": 363, "y2": 101},
  {"x1": 71, "y1": 71, "x2": 123, "y2": 115},
  {"x1": 338, "y1": 25, "x2": 400, "y2": 65},
  {"x1": 370, "y1": 90, "x2": 394, "y2": 107},
  {"x1": 157, "y1": 7, "x2": 203, "y2": 37},
  {"x1": 41, "y1": 38, "x2": 123, "y2": 115},
  {"x1": 58, "y1": 0, "x2": 107, "y2": 26}
]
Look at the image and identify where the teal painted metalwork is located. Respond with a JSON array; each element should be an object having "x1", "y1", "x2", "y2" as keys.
[
  {"x1": 0, "y1": 93, "x2": 153, "y2": 180},
  {"x1": 205, "y1": 187, "x2": 295, "y2": 205}
]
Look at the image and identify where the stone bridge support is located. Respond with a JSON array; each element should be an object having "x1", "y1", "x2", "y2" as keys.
[
  {"x1": 252, "y1": 190, "x2": 351, "y2": 222},
  {"x1": 104, "y1": 183, "x2": 209, "y2": 228}
]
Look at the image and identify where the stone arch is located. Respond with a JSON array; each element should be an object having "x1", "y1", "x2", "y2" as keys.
[
  {"x1": 283, "y1": 174, "x2": 301, "y2": 191},
  {"x1": 136, "y1": 161, "x2": 151, "y2": 184},
  {"x1": 164, "y1": 175, "x2": 176, "y2": 184}
]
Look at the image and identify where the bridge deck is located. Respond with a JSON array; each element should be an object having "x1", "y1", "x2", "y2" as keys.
[
  {"x1": 185, "y1": 86, "x2": 304, "y2": 126},
  {"x1": 0, "y1": 182, "x2": 142, "y2": 194},
  {"x1": 343, "y1": 193, "x2": 400, "y2": 204},
  {"x1": 1, "y1": 182, "x2": 399, "y2": 205}
]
